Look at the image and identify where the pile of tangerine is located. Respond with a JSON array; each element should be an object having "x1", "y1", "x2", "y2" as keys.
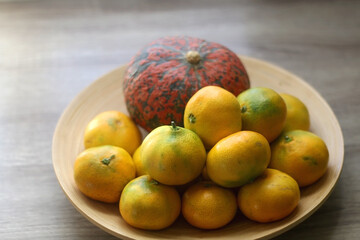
[{"x1": 73, "y1": 86, "x2": 329, "y2": 230}]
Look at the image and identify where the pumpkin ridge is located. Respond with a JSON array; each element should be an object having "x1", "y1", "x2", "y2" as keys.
[
  {"x1": 194, "y1": 70, "x2": 202, "y2": 90},
  {"x1": 197, "y1": 41, "x2": 207, "y2": 53},
  {"x1": 129, "y1": 55, "x2": 183, "y2": 80},
  {"x1": 160, "y1": 63, "x2": 188, "y2": 82}
]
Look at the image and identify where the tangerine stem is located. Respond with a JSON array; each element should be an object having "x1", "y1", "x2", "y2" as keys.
[
  {"x1": 171, "y1": 121, "x2": 178, "y2": 131},
  {"x1": 284, "y1": 135, "x2": 293, "y2": 143},
  {"x1": 101, "y1": 154, "x2": 115, "y2": 165}
]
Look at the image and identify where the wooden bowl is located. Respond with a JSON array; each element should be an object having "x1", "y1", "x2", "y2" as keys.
[{"x1": 52, "y1": 56, "x2": 344, "y2": 239}]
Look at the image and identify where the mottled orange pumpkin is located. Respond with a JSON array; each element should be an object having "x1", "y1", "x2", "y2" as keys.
[{"x1": 123, "y1": 36, "x2": 250, "y2": 132}]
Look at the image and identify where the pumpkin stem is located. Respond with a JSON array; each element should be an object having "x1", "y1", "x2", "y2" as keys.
[
  {"x1": 185, "y1": 51, "x2": 201, "y2": 64},
  {"x1": 171, "y1": 121, "x2": 179, "y2": 131}
]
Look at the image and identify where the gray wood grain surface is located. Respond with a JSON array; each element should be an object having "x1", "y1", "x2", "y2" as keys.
[{"x1": 0, "y1": 0, "x2": 359, "y2": 239}]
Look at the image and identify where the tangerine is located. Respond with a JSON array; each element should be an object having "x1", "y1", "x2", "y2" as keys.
[
  {"x1": 182, "y1": 181, "x2": 237, "y2": 229},
  {"x1": 237, "y1": 87, "x2": 287, "y2": 142},
  {"x1": 141, "y1": 121, "x2": 206, "y2": 185},
  {"x1": 207, "y1": 131, "x2": 270, "y2": 188},
  {"x1": 184, "y1": 86, "x2": 242, "y2": 149},
  {"x1": 119, "y1": 175, "x2": 181, "y2": 230},
  {"x1": 238, "y1": 168, "x2": 300, "y2": 223},
  {"x1": 132, "y1": 145, "x2": 147, "y2": 177},
  {"x1": 74, "y1": 145, "x2": 135, "y2": 203},
  {"x1": 84, "y1": 111, "x2": 142, "y2": 155},
  {"x1": 280, "y1": 93, "x2": 310, "y2": 132},
  {"x1": 269, "y1": 130, "x2": 329, "y2": 187}
]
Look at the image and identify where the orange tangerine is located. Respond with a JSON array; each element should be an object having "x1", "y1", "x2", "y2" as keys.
[
  {"x1": 84, "y1": 111, "x2": 142, "y2": 155},
  {"x1": 184, "y1": 86, "x2": 242, "y2": 150},
  {"x1": 74, "y1": 145, "x2": 135, "y2": 203},
  {"x1": 132, "y1": 145, "x2": 147, "y2": 177},
  {"x1": 207, "y1": 131, "x2": 271, "y2": 188},
  {"x1": 280, "y1": 93, "x2": 310, "y2": 132},
  {"x1": 182, "y1": 181, "x2": 237, "y2": 229},
  {"x1": 238, "y1": 168, "x2": 300, "y2": 223},
  {"x1": 269, "y1": 130, "x2": 329, "y2": 187}
]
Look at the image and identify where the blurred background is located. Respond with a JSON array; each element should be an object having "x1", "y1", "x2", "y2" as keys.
[{"x1": 0, "y1": 0, "x2": 359, "y2": 239}]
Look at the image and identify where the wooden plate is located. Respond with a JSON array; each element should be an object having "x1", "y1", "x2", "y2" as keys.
[{"x1": 52, "y1": 56, "x2": 344, "y2": 239}]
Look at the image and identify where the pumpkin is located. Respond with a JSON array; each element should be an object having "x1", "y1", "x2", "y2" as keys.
[{"x1": 123, "y1": 36, "x2": 250, "y2": 132}]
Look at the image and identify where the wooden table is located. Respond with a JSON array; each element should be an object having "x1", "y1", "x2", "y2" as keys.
[{"x1": 1, "y1": 0, "x2": 359, "y2": 239}]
